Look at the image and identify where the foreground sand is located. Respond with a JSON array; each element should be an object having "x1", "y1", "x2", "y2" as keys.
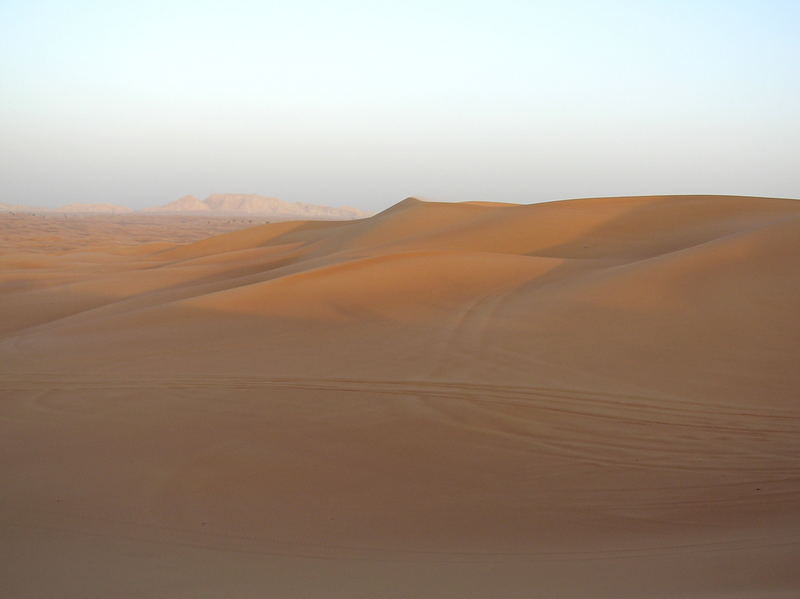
[{"x1": 2, "y1": 195, "x2": 799, "y2": 598}]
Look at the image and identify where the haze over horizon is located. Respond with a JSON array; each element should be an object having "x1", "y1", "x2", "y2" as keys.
[{"x1": 2, "y1": 0, "x2": 798, "y2": 211}]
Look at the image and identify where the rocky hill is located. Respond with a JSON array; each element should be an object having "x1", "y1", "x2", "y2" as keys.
[
  {"x1": 146, "y1": 194, "x2": 368, "y2": 220},
  {"x1": 147, "y1": 195, "x2": 210, "y2": 212}
]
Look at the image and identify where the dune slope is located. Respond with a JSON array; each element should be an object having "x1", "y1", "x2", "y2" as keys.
[{"x1": 1, "y1": 195, "x2": 799, "y2": 598}]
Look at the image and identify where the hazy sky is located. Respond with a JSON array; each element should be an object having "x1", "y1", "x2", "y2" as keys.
[{"x1": 1, "y1": 0, "x2": 798, "y2": 210}]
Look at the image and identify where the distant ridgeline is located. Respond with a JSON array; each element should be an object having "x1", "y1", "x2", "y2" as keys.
[
  {"x1": 0, "y1": 202, "x2": 131, "y2": 214},
  {"x1": 1, "y1": 194, "x2": 369, "y2": 220},
  {"x1": 144, "y1": 194, "x2": 369, "y2": 220}
]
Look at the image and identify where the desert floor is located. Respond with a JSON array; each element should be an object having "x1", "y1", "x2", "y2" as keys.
[
  {"x1": 2, "y1": 196, "x2": 799, "y2": 598},
  {"x1": 0, "y1": 212, "x2": 273, "y2": 254}
]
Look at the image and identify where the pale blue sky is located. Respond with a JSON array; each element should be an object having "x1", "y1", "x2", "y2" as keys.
[{"x1": 1, "y1": 0, "x2": 798, "y2": 210}]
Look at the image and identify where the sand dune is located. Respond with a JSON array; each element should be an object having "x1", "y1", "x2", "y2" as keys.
[{"x1": 2, "y1": 195, "x2": 799, "y2": 598}]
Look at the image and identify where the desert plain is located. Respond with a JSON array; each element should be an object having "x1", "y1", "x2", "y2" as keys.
[{"x1": 1, "y1": 195, "x2": 799, "y2": 598}]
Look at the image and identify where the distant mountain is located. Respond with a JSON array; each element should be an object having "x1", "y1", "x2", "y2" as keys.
[
  {"x1": 59, "y1": 203, "x2": 132, "y2": 214},
  {"x1": 147, "y1": 195, "x2": 210, "y2": 213},
  {"x1": 1, "y1": 194, "x2": 370, "y2": 220},
  {"x1": 145, "y1": 194, "x2": 369, "y2": 220}
]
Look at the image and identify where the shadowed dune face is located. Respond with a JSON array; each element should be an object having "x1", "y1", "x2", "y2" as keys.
[{"x1": 2, "y1": 195, "x2": 800, "y2": 598}]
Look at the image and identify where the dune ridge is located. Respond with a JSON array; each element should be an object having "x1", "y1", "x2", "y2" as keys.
[{"x1": 1, "y1": 194, "x2": 799, "y2": 598}]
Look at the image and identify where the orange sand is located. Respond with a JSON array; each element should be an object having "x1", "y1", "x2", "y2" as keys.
[{"x1": 1, "y1": 195, "x2": 799, "y2": 598}]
